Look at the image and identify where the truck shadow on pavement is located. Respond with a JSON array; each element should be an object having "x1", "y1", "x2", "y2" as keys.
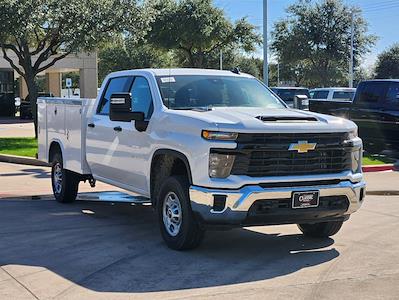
[
  {"x1": 0, "y1": 168, "x2": 50, "y2": 179},
  {"x1": 0, "y1": 198, "x2": 339, "y2": 295}
]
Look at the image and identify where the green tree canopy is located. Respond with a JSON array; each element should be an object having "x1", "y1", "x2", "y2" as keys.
[
  {"x1": 375, "y1": 44, "x2": 399, "y2": 79},
  {"x1": 98, "y1": 37, "x2": 175, "y2": 84},
  {"x1": 271, "y1": 0, "x2": 376, "y2": 87},
  {"x1": 0, "y1": 0, "x2": 148, "y2": 135},
  {"x1": 147, "y1": 0, "x2": 261, "y2": 68}
]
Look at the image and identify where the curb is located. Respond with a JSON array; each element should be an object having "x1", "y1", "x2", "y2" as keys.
[
  {"x1": 0, "y1": 154, "x2": 49, "y2": 167},
  {"x1": 362, "y1": 164, "x2": 395, "y2": 173}
]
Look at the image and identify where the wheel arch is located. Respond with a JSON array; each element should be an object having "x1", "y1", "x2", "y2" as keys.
[
  {"x1": 150, "y1": 149, "x2": 193, "y2": 206},
  {"x1": 48, "y1": 140, "x2": 65, "y2": 164}
]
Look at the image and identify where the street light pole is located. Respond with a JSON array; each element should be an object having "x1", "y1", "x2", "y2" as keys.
[
  {"x1": 349, "y1": 11, "x2": 354, "y2": 88},
  {"x1": 263, "y1": 0, "x2": 268, "y2": 86}
]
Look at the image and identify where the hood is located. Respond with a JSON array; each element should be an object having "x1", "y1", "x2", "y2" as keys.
[{"x1": 168, "y1": 107, "x2": 356, "y2": 133}]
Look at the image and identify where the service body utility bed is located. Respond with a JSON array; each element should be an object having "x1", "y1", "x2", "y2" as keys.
[
  {"x1": 38, "y1": 97, "x2": 96, "y2": 175},
  {"x1": 37, "y1": 68, "x2": 366, "y2": 250}
]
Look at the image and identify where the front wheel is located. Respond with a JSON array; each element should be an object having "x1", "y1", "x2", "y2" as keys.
[
  {"x1": 51, "y1": 153, "x2": 80, "y2": 203},
  {"x1": 298, "y1": 221, "x2": 344, "y2": 238},
  {"x1": 157, "y1": 176, "x2": 204, "y2": 250}
]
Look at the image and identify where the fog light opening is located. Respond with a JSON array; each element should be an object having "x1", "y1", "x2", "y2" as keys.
[{"x1": 212, "y1": 195, "x2": 227, "y2": 212}]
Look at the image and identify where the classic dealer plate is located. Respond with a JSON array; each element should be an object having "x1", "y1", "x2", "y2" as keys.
[{"x1": 292, "y1": 191, "x2": 320, "y2": 209}]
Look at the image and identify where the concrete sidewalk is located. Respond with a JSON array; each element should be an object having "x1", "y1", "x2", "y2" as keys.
[{"x1": 0, "y1": 118, "x2": 35, "y2": 138}]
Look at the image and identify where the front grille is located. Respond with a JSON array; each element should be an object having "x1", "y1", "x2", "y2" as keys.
[
  {"x1": 230, "y1": 132, "x2": 352, "y2": 177},
  {"x1": 249, "y1": 196, "x2": 350, "y2": 216}
]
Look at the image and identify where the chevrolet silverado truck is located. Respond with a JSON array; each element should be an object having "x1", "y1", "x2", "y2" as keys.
[{"x1": 38, "y1": 69, "x2": 366, "y2": 250}]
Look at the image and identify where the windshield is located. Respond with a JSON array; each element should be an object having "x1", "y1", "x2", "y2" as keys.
[{"x1": 156, "y1": 75, "x2": 285, "y2": 110}]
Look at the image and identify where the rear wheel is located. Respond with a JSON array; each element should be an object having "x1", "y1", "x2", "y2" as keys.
[
  {"x1": 157, "y1": 176, "x2": 204, "y2": 250},
  {"x1": 51, "y1": 152, "x2": 80, "y2": 203},
  {"x1": 298, "y1": 221, "x2": 344, "y2": 238}
]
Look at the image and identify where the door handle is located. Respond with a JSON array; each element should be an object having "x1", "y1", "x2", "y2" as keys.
[
  {"x1": 113, "y1": 126, "x2": 122, "y2": 132},
  {"x1": 88, "y1": 123, "x2": 95, "y2": 128}
]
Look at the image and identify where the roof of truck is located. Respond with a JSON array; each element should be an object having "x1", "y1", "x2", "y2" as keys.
[
  {"x1": 108, "y1": 68, "x2": 254, "y2": 78},
  {"x1": 271, "y1": 87, "x2": 309, "y2": 90},
  {"x1": 310, "y1": 87, "x2": 356, "y2": 92},
  {"x1": 361, "y1": 79, "x2": 399, "y2": 82}
]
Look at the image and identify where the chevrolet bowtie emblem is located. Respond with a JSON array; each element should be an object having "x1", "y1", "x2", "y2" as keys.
[{"x1": 289, "y1": 141, "x2": 317, "y2": 153}]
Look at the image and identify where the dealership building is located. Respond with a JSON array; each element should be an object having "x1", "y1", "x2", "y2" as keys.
[{"x1": 0, "y1": 52, "x2": 98, "y2": 116}]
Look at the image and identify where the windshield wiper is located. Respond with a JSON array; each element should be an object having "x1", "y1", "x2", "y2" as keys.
[{"x1": 173, "y1": 106, "x2": 214, "y2": 112}]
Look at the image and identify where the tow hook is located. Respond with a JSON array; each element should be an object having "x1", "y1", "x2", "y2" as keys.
[{"x1": 89, "y1": 178, "x2": 96, "y2": 188}]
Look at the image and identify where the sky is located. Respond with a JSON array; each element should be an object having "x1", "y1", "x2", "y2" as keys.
[{"x1": 214, "y1": 0, "x2": 399, "y2": 70}]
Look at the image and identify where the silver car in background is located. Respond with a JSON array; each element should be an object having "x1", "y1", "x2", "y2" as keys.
[{"x1": 310, "y1": 88, "x2": 356, "y2": 102}]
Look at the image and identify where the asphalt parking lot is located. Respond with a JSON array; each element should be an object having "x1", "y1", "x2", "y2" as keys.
[{"x1": 0, "y1": 163, "x2": 399, "y2": 299}]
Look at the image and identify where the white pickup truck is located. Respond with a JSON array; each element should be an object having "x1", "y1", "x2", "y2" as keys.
[{"x1": 38, "y1": 68, "x2": 366, "y2": 250}]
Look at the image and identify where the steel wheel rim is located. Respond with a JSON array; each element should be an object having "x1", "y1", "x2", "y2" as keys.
[
  {"x1": 53, "y1": 163, "x2": 63, "y2": 195},
  {"x1": 162, "y1": 192, "x2": 182, "y2": 237}
]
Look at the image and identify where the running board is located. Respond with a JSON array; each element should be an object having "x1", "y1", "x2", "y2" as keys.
[{"x1": 76, "y1": 191, "x2": 151, "y2": 204}]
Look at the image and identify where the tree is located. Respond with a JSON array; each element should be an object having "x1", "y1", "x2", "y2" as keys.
[
  {"x1": 375, "y1": 44, "x2": 399, "y2": 79},
  {"x1": 0, "y1": 0, "x2": 148, "y2": 136},
  {"x1": 98, "y1": 37, "x2": 175, "y2": 84},
  {"x1": 271, "y1": 0, "x2": 376, "y2": 87},
  {"x1": 147, "y1": 0, "x2": 261, "y2": 68}
]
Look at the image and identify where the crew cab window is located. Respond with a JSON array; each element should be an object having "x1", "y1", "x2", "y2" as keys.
[
  {"x1": 386, "y1": 83, "x2": 399, "y2": 103},
  {"x1": 129, "y1": 77, "x2": 153, "y2": 119},
  {"x1": 332, "y1": 91, "x2": 355, "y2": 101},
  {"x1": 356, "y1": 82, "x2": 387, "y2": 103},
  {"x1": 97, "y1": 76, "x2": 133, "y2": 115},
  {"x1": 311, "y1": 91, "x2": 329, "y2": 99}
]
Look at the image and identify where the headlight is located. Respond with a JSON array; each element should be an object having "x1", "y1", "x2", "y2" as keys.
[
  {"x1": 209, "y1": 153, "x2": 235, "y2": 178},
  {"x1": 351, "y1": 149, "x2": 362, "y2": 173},
  {"x1": 202, "y1": 130, "x2": 238, "y2": 141},
  {"x1": 348, "y1": 128, "x2": 358, "y2": 140}
]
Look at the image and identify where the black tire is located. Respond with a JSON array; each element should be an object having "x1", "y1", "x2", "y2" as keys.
[
  {"x1": 51, "y1": 152, "x2": 79, "y2": 203},
  {"x1": 298, "y1": 221, "x2": 344, "y2": 238},
  {"x1": 157, "y1": 176, "x2": 204, "y2": 250}
]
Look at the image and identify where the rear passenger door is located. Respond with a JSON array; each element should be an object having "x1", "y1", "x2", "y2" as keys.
[{"x1": 350, "y1": 82, "x2": 388, "y2": 145}]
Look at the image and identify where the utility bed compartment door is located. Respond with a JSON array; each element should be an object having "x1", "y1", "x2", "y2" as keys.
[
  {"x1": 64, "y1": 102, "x2": 83, "y2": 173},
  {"x1": 47, "y1": 100, "x2": 66, "y2": 135},
  {"x1": 63, "y1": 99, "x2": 94, "y2": 175}
]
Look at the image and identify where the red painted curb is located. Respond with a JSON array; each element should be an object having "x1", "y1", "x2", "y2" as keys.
[{"x1": 362, "y1": 165, "x2": 395, "y2": 173}]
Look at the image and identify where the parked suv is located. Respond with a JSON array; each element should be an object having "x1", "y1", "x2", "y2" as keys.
[
  {"x1": 351, "y1": 80, "x2": 399, "y2": 151},
  {"x1": 310, "y1": 80, "x2": 399, "y2": 152},
  {"x1": 271, "y1": 87, "x2": 310, "y2": 108},
  {"x1": 20, "y1": 92, "x2": 54, "y2": 119}
]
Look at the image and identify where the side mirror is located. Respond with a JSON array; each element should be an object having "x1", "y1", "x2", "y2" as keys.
[{"x1": 109, "y1": 93, "x2": 144, "y2": 122}]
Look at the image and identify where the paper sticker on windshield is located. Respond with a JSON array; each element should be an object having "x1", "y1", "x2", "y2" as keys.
[{"x1": 161, "y1": 77, "x2": 176, "y2": 83}]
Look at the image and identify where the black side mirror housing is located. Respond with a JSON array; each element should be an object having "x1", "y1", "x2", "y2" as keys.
[{"x1": 109, "y1": 93, "x2": 144, "y2": 122}]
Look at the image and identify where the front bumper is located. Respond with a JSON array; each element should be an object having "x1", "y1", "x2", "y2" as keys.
[{"x1": 189, "y1": 178, "x2": 366, "y2": 227}]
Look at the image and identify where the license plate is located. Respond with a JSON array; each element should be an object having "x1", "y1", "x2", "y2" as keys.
[{"x1": 292, "y1": 191, "x2": 320, "y2": 209}]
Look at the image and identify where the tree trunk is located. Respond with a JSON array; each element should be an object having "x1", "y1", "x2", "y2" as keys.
[{"x1": 25, "y1": 73, "x2": 39, "y2": 138}]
